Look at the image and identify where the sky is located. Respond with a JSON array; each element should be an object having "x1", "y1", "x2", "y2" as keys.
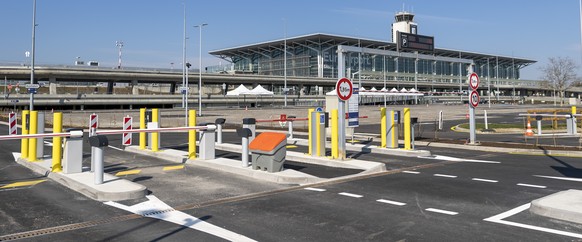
[{"x1": 1, "y1": 0, "x2": 581, "y2": 80}]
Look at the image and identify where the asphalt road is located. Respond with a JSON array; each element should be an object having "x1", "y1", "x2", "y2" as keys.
[{"x1": 1, "y1": 123, "x2": 582, "y2": 241}]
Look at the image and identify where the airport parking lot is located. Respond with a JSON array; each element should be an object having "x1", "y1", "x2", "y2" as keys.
[{"x1": 1, "y1": 104, "x2": 582, "y2": 241}]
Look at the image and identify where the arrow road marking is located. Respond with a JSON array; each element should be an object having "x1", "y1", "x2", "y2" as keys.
[
  {"x1": 105, "y1": 195, "x2": 256, "y2": 242},
  {"x1": 484, "y1": 203, "x2": 582, "y2": 239}
]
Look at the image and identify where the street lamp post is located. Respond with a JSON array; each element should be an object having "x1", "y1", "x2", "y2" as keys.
[
  {"x1": 283, "y1": 19, "x2": 287, "y2": 107},
  {"x1": 29, "y1": 0, "x2": 37, "y2": 111},
  {"x1": 116, "y1": 41, "x2": 124, "y2": 69},
  {"x1": 194, "y1": 23, "x2": 207, "y2": 117}
]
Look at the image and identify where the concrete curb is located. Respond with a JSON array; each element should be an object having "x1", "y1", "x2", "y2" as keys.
[
  {"x1": 15, "y1": 157, "x2": 147, "y2": 201},
  {"x1": 530, "y1": 189, "x2": 582, "y2": 224},
  {"x1": 287, "y1": 138, "x2": 431, "y2": 158},
  {"x1": 416, "y1": 140, "x2": 582, "y2": 156},
  {"x1": 124, "y1": 145, "x2": 326, "y2": 185},
  {"x1": 215, "y1": 142, "x2": 387, "y2": 174}
]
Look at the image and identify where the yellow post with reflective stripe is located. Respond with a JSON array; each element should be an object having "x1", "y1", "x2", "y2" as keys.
[
  {"x1": 151, "y1": 108, "x2": 159, "y2": 152},
  {"x1": 139, "y1": 108, "x2": 146, "y2": 149},
  {"x1": 404, "y1": 108, "x2": 411, "y2": 150},
  {"x1": 188, "y1": 110, "x2": 197, "y2": 159},
  {"x1": 28, "y1": 111, "x2": 38, "y2": 161},
  {"x1": 52, "y1": 112, "x2": 62, "y2": 172},
  {"x1": 21, "y1": 110, "x2": 29, "y2": 159},
  {"x1": 331, "y1": 109, "x2": 339, "y2": 159},
  {"x1": 307, "y1": 108, "x2": 314, "y2": 155},
  {"x1": 320, "y1": 112, "x2": 325, "y2": 156},
  {"x1": 390, "y1": 110, "x2": 397, "y2": 148},
  {"x1": 380, "y1": 108, "x2": 386, "y2": 148}
]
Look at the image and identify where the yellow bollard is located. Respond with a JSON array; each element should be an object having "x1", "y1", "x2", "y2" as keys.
[
  {"x1": 331, "y1": 109, "x2": 339, "y2": 159},
  {"x1": 152, "y1": 108, "x2": 159, "y2": 152},
  {"x1": 28, "y1": 111, "x2": 38, "y2": 161},
  {"x1": 307, "y1": 108, "x2": 314, "y2": 155},
  {"x1": 21, "y1": 110, "x2": 29, "y2": 159},
  {"x1": 390, "y1": 110, "x2": 397, "y2": 148},
  {"x1": 572, "y1": 106, "x2": 577, "y2": 115},
  {"x1": 139, "y1": 108, "x2": 146, "y2": 149},
  {"x1": 316, "y1": 112, "x2": 322, "y2": 156},
  {"x1": 380, "y1": 108, "x2": 386, "y2": 148},
  {"x1": 52, "y1": 112, "x2": 63, "y2": 172},
  {"x1": 188, "y1": 110, "x2": 197, "y2": 159},
  {"x1": 404, "y1": 108, "x2": 411, "y2": 150}
]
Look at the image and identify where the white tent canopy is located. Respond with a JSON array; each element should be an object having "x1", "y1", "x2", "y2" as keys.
[
  {"x1": 241, "y1": 84, "x2": 274, "y2": 95},
  {"x1": 226, "y1": 84, "x2": 251, "y2": 96}
]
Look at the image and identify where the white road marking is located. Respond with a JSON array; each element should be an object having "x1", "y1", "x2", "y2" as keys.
[
  {"x1": 12, "y1": 152, "x2": 21, "y2": 161},
  {"x1": 105, "y1": 195, "x2": 256, "y2": 242},
  {"x1": 534, "y1": 175, "x2": 582, "y2": 183},
  {"x1": 376, "y1": 199, "x2": 406, "y2": 206},
  {"x1": 434, "y1": 174, "x2": 457, "y2": 178},
  {"x1": 338, "y1": 192, "x2": 363, "y2": 198},
  {"x1": 402, "y1": 171, "x2": 420, "y2": 174},
  {"x1": 419, "y1": 155, "x2": 500, "y2": 164},
  {"x1": 472, "y1": 178, "x2": 498, "y2": 183},
  {"x1": 425, "y1": 208, "x2": 458, "y2": 215},
  {"x1": 107, "y1": 145, "x2": 123, "y2": 151},
  {"x1": 517, "y1": 183, "x2": 546, "y2": 189},
  {"x1": 304, "y1": 187, "x2": 326, "y2": 192},
  {"x1": 484, "y1": 203, "x2": 582, "y2": 239}
]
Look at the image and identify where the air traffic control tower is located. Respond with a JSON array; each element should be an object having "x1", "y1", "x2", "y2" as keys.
[{"x1": 391, "y1": 11, "x2": 417, "y2": 43}]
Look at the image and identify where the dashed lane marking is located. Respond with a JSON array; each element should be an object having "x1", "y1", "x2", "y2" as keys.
[
  {"x1": 425, "y1": 208, "x2": 458, "y2": 215},
  {"x1": 338, "y1": 192, "x2": 363, "y2": 198},
  {"x1": 304, "y1": 187, "x2": 326, "y2": 192},
  {"x1": 472, "y1": 178, "x2": 499, "y2": 183},
  {"x1": 0, "y1": 179, "x2": 46, "y2": 189},
  {"x1": 115, "y1": 169, "x2": 142, "y2": 176},
  {"x1": 484, "y1": 203, "x2": 582, "y2": 239},
  {"x1": 434, "y1": 174, "x2": 457, "y2": 178},
  {"x1": 376, "y1": 199, "x2": 406, "y2": 206},
  {"x1": 517, "y1": 183, "x2": 546, "y2": 189},
  {"x1": 534, "y1": 175, "x2": 582, "y2": 182},
  {"x1": 419, "y1": 155, "x2": 500, "y2": 164},
  {"x1": 402, "y1": 171, "x2": 420, "y2": 174},
  {"x1": 163, "y1": 165, "x2": 185, "y2": 171}
]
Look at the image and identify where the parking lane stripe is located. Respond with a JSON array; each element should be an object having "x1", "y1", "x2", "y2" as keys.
[
  {"x1": 304, "y1": 187, "x2": 326, "y2": 192},
  {"x1": 338, "y1": 192, "x2": 363, "y2": 198},
  {"x1": 0, "y1": 179, "x2": 46, "y2": 189},
  {"x1": 402, "y1": 171, "x2": 420, "y2": 174},
  {"x1": 472, "y1": 178, "x2": 498, "y2": 183},
  {"x1": 376, "y1": 199, "x2": 406, "y2": 206},
  {"x1": 115, "y1": 169, "x2": 142, "y2": 176},
  {"x1": 517, "y1": 183, "x2": 546, "y2": 189},
  {"x1": 434, "y1": 174, "x2": 457, "y2": 178},
  {"x1": 163, "y1": 165, "x2": 185, "y2": 171},
  {"x1": 425, "y1": 208, "x2": 458, "y2": 215}
]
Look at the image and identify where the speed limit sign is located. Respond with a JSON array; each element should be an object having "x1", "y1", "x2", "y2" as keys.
[{"x1": 470, "y1": 90, "x2": 480, "y2": 108}]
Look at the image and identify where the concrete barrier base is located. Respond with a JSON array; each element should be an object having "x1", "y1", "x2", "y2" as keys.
[{"x1": 530, "y1": 189, "x2": 582, "y2": 224}]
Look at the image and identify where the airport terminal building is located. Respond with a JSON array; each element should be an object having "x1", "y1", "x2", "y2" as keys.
[{"x1": 209, "y1": 11, "x2": 539, "y2": 97}]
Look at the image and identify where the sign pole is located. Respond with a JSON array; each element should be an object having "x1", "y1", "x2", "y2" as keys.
[
  {"x1": 337, "y1": 47, "x2": 346, "y2": 160},
  {"x1": 469, "y1": 106, "x2": 476, "y2": 144},
  {"x1": 468, "y1": 68, "x2": 479, "y2": 145}
]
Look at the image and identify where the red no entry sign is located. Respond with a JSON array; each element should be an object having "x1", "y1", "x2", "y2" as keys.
[{"x1": 336, "y1": 78, "x2": 353, "y2": 101}]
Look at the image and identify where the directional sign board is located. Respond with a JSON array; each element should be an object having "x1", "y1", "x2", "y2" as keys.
[
  {"x1": 25, "y1": 84, "x2": 40, "y2": 89},
  {"x1": 470, "y1": 90, "x2": 480, "y2": 108},
  {"x1": 469, "y1": 73, "x2": 479, "y2": 90},
  {"x1": 336, "y1": 78, "x2": 353, "y2": 101}
]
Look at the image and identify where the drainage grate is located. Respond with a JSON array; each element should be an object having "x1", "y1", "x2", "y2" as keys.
[{"x1": 0, "y1": 214, "x2": 140, "y2": 241}]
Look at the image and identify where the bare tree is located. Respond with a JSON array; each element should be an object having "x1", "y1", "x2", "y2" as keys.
[{"x1": 540, "y1": 57, "x2": 578, "y2": 106}]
